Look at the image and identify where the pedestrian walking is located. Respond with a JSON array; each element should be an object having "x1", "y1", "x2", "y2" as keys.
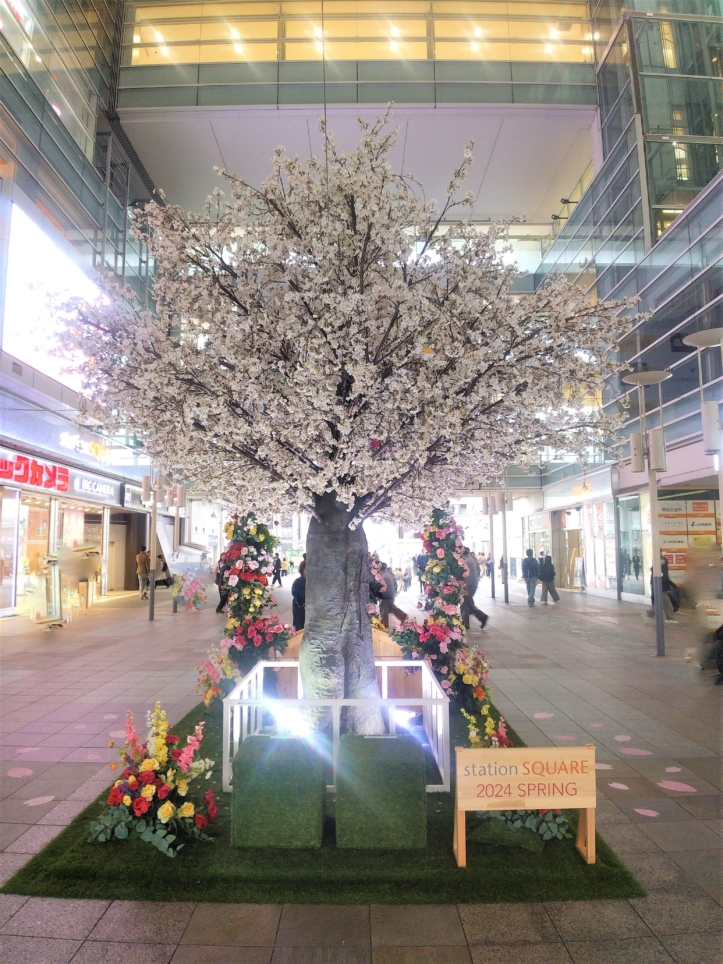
[
  {"x1": 379, "y1": 562, "x2": 407, "y2": 628},
  {"x1": 539, "y1": 555, "x2": 560, "y2": 604},
  {"x1": 485, "y1": 553, "x2": 493, "y2": 578},
  {"x1": 632, "y1": 549, "x2": 641, "y2": 580},
  {"x1": 403, "y1": 567, "x2": 412, "y2": 592},
  {"x1": 291, "y1": 561, "x2": 306, "y2": 632},
  {"x1": 215, "y1": 552, "x2": 232, "y2": 613},
  {"x1": 521, "y1": 548, "x2": 540, "y2": 607},
  {"x1": 136, "y1": 545, "x2": 150, "y2": 599},
  {"x1": 155, "y1": 554, "x2": 172, "y2": 588},
  {"x1": 415, "y1": 553, "x2": 429, "y2": 592},
  {"x1": 461, "y1": 547, "x2": 488, "y2": 629},
  {"x1": 272, "y1": 553, "x2": 282, "y2": 587},
  {"x1": 281, "y1": 557, "x2": 289, "y2": 578}
]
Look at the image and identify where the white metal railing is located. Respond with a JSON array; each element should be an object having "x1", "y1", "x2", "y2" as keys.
[{"x1": 222, "y1": 659, "x2": 450, "y2": 794}]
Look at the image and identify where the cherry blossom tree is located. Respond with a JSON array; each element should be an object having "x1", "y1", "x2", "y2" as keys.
[{"x1": 61, "y1": 114, "x2": 627, "y2": 733}]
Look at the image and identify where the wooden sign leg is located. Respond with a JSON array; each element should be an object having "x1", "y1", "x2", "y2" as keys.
[
  {"x1": 453, "y1": 810, "x2": 466, "y2": 868},
  {"x1": 575, "y1": 808, "x2": 596, "y2": 865}
]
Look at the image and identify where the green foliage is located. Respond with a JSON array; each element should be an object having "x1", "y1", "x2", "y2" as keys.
[
  {"x1": 336, "y1": 736, "x2": 427, "y2": 850},
  {"x1": 475, "y1": 809, "x2": 573, "y2": 843},
  {"x1": 467, "y1": 818, "x2": 545, "y2": 853}
]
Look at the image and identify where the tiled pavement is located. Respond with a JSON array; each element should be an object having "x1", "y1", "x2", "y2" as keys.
[{"x1": 0, "y1": 579, "x2": 721, "y2": 963}]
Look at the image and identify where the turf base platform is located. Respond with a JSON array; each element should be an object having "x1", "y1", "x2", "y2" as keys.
[{"x1": 0, "y1": 703, "x2": 645, "y2": 904}]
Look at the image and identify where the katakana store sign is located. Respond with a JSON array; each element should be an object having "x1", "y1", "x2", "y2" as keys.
[{"x1": 0, "y1": 447, "x2": 121, "y2": 506}]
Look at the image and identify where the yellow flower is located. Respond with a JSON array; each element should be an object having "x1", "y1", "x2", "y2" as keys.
[
  {"x1": 462, "y1": 674, "x2": 473, "y2": 685},
  {"x1": 179, "y1": 802, "x2": 195, "y2": 818},
  {"x1": 141, "y1": 784, "x2": 156, "y2": 800},
  {"x1": 249, "y1": 526, "x2": 257, "y2": 535},
  {"x1": 176, "y1": 779, "x2": 188, "y2": 797},
  {"x1": 157, "y1": 801, "x2": 176, "y2": 824},
  {"x1": 481, "y1": 704, "x2": 490, "y2": 715},
  {"x1": 114, "y1": 779, "x2": 123, "y2": 788},
  {"x1": 122, "y1": 795, "x2": 132, "y2": 806},
  {"x1": 485, "y1": 716, "x2": 496, "y2": 736},
  {"x1": 139, "y1": 758, "x2": 159, "y2": 771},
  {"x1": 258, "y1": 534, "x2": 265, "y2": 541},
  {"x1": 226, "y1": 618, "x2": 239, "y2": 629}
]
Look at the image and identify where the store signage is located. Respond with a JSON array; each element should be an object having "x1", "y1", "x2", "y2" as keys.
[
  {"x1": 0, "y1": 447, "x2": 121, "y2": 506},
  {"x1": 543, "y1": 468, "x2": 612, "y2": 511},
  {"x1": 453, "y1": 745, "x2": 597, "y2": 867}
]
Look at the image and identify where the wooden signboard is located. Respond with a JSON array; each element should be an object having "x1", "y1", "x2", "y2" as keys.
[{"x1": 453, "y1": 744, "x2": 597, "y2": 868}]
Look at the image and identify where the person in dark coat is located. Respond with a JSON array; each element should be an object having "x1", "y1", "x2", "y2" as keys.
[
  {"x1": 272, "y1": 553, "x2": 282, "y2": 587},
  {"x1": 539, "y1": 555, "x2": 560, "y2": 604},
  {"x1": 291, "y1": 561, "x2": 306, "y2": 632},
  {"x1": 378, "y1": 562, "x2": 408, "y2": 628},
  {"x1": 461, "y1": 547, "x2": 488, "y2": 629},
  {"x1": 215, "y1": 552, "x2": 232, "y2": 613}
]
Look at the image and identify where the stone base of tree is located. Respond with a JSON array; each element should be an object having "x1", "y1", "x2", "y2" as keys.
[
  {"x1": 231, "y1": 736, "x2": 325, "y2": 848},
  {"x1": 335, "y1": 735, "x2": 427, "y2": 849}
]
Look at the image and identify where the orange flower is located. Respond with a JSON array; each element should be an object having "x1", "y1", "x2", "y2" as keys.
[{"x1": 109, "y1": 763, "x2": 118, "y2": 771}]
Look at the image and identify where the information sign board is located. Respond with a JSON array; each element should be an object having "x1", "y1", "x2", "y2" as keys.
[{"x1": 453, "y1": 745, "x2": 597, "y2": 868}]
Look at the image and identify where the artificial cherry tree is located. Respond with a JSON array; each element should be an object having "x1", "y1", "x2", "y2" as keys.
[{"x1": 60, "y1": 114, "x2": 627, "y2": 733}]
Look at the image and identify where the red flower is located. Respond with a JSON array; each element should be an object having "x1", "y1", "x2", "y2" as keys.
[
  {"x1": 107, "y1": 788, "x2": 123, "y2": 806},
  {"x1": 122, "y1": 767, "x2": 132, "y2": 779},
  {"x1": 165, "y1": 733, "x2": 180, "y2": 745},
  {"x1": 204, "y1": 790, "x2": 215, "y2": 805},
  {"x1": 207, "y1": 802, "x2": 218, "y2": 822},
  {"x1": 138, "y1": 770, "x2": 156, "y2": 785},
  {"x1": 170, "y1": 748, "x2": 183, "y2": 761},
  {"x1": 157, "y1": 784, "x2": 170, "y2": 800},
  {"x1": 132, "y1": 797, "x2": 150, "y2": 816},
  {"x1": 194, "y1": 813, "x2": 208, "y2": 830}
]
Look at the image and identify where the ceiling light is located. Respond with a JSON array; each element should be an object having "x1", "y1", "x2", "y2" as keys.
[
  {"x1": 471, "y1": 41, "x2": 479, "y2": 52},
  {"x1": 593, "y1": 32, "x2": 600, "y2": 40},
  {"x1": 133, "y1": 33, "x2": 140, "y2": 42},
  {"x1": 391, "y1": 25, "x2": 399, "y2": 36},
  {"x1": 313, "y1": 25, "x2": 322, "y2": 37},
  {"x1": 315, "y1": 40, "x2": 323, "y2": 51},
  {"x1": 234, "y1": 43, "x2": 243, "y2": 53},
  {"x1": 545, "y1": 44, "x2": 553, "y2": 53},
  {"x1": 51, "y1": 103, "x2": 61, "y2": 115},
  {"x1": 161, "y1": 46, "x2": 169, "y2": 56},
  {"x1": 550, "y1": 29, "x2": 558, "y2": 39},
  {"x1": 390, "y1": 39, "x2": 398, "y2": 51},
  {"x1": 155, "y1": 31, "x2": 163, "y2": 42},
  {"x1": 474, "y1": 26, "x2": 482, "y2": 37},
  {"x1": 231, "y1": 28, "x2": 239, "y2": 38}
]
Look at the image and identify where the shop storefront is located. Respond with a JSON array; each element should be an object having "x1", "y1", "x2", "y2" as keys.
[
  {"x1": 0, "y1": 446, "x2": 142, "y2": 621},
  {"x1": 542, "y1": 468, "x2": 617, "y2": 596}
]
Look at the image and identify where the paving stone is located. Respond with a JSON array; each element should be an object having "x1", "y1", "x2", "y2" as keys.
[
  {"x1": 171, "y1": 948, "x2": 273, "y2": 964},
  {"x1": 630, "y1": 894, "x2": 723, "y2": 935},
  {"x1": 659, "y1": 932, "x2": 723, "y2": 964},
  {"x1": 275, "y1": 905, "x2": 370, "y2": 948},
  {"x1": 0, "y1": 852, "x2": 30, "y2": 886},
  {"x1": 459, "y1": 902, "x2": 558, "y2": 944},
  {"x1": 88, "y1": 901, "x2": 195, "y2": 943},
  {"x1": 544, "y1": 900, "x2": 653, "y2": 941},
  {"x1": 564, "y1": 937, "x2": 675, "y2": 963},
  {"x1": 180, "y1": 903, "x2": 281, "y2": 945},
  {"x1": 4, "y1": 824, "x2": 62, "y2": 854},
  {"x1": 0, "y1": 821, "x2": 33, "y2": 849},
  {"x1": 619, "y1": 852, "x2": 709, "y2": 895},
  {"x1": 637, "y1": 820, "x2": 723, "y2": 852},
  {"x1": 677, "y1": 795, "x2": 723, "y2": 821},
  {"x1": 372, "y1": 949, "x2": 472, "y2": 964},
  {"x1": 0, "y1": 935, "x2": 82, "y2": 963},
  {"x1": 371, "y1": 905, "x2": 465, "y2": 947},
  {"x1": 668, "y1": 850, "x2": 723, "y2": 904},
  {"x1": 71, "y1": 941, "x2": 177, "y2": 963},
  {"x1": 597, "y1": 824, "x2": 663, "y2": 854},
  {"x1": 0, "y1": 894, "x2": 28, "y2": 927},
  {"x1": 469, "y1": 944, "x2": 573, "y2": 964},
  {"x1": 271, "y1": 951, "x2": 371, "y2": 964},
  {"x1": 37, "y1": 800, "x2": 92, "y2": 826},
  {"x1": 0, "y1": 897, "x2": 109, "y2": 940}
]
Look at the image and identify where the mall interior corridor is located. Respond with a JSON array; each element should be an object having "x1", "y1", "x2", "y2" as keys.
[{"x1": 0, "y1": 582, "x2": 720, "y2": 963}]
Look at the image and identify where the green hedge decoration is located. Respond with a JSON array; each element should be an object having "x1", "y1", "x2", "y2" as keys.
[
  {"x1": 336, "y1": 735, "x2": 427, "y2": 849},
  {"x1": 231, "y1": 736, "x2": 325, "y2": 848}
]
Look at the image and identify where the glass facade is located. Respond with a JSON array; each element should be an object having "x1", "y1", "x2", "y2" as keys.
[{"x1": 117, "y1": 0, "x2": 599, "y2": 106}]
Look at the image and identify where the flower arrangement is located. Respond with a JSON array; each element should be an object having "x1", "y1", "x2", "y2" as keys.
[
  {"x1": 220, "y1": 512, "x2": 290, "y2": 674},
  {"x1": 173, "y1": 572, "x2": 209, "y2": 610},
  {"x1": 89, "y1": 701, "x2": 217, "y2": 857},
  {"x1": 196, "y1": 644, "x2": 242, "y2": 706},
  {"x1": 393, "y1": 507, "x2": 511, "y2": 745}
]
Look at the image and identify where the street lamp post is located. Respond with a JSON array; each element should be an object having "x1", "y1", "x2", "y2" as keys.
[{"x1": 622, "y1": 370, "x2": 672, "y2": 657}]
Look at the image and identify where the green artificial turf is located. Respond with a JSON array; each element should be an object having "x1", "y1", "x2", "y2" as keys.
[
  {"x1": 336, "y1": 735, "x2": 427, "y2": 849},
  {"x1": 1, "y1": 702, "x2": 645, "y2": 904},
  {"x1": 232, "y1": 736, "x2": 325, "y2": 848}
]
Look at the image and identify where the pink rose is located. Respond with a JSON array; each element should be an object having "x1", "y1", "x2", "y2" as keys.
[
  {"x1": 439, "y1": 641, "x2": 449, "y2": 654},
  {"x1": 366, "y1": 604, "x2": 376, "y2": 614},
  {"x1": 436, "y1": 549, "x2": 445, "y2": 559},
  {"x1": 441, "y1": 680, "x2": 450, "y2": 689},
  {"x1": 440, "y1": 666, "x2": 449, "y2": 674}
]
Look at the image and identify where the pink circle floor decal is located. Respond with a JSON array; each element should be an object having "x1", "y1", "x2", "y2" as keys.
[
  {"x1": 620, "y1": 748, "x2": 653, "y2": 756},
  {"x1": 534, "y1": 712, "x2": 554, "y2": 719},
  {"x1": 24, "y1": 796, "x2": 54, "y2": 807},
  {"x1": 595, "y1": 763, "x2": 613, "y2": 770},
  {"x1": 614, "y1": 735, "x2": 632, "y2": 742},
  {"x1": 554, "y1": 736, "x2": 575, "y2": 741},
  {"x1": 634, "y1": 809, "x2": 660, "y2": 817},
  {"x1": 103, "y1": 714, "x2": 118, "y2": 720},
  {"x1": 109, "y1": 730, "x2": 125, "y2": 738},
  {"x1": 609, "y1": 782, "x2": 629, "y2": 790},
  {"x1": 657, "y1": 781, "x2": 697, "y2": 793},
  {"x1": 7, "y1": 768, "x2": 33, "y2": 778},
  {"x1": 665, "y1": 767, "x2": 682, "y2": 773},
  {"x1": 590, "y1": 723, "x2": 604, "y2": 728},
  {"x1": 74, "y1": 725, "x2": 86, "y2": 730},
  {"x1": 86, "y1": 754, "x2": 101, "y2": 761},
  {"x1": 15, "y1": 747, "x2": 41, "y2": 754}
]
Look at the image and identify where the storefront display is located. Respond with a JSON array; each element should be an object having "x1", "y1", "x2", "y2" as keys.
[{"x1": 0, "y1": 444, "x2": 147, "y2": 621}]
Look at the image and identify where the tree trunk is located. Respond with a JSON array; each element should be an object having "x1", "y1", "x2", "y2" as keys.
[{"x1": 299, "y1": 492, "x2": 384, "y2": 734}]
